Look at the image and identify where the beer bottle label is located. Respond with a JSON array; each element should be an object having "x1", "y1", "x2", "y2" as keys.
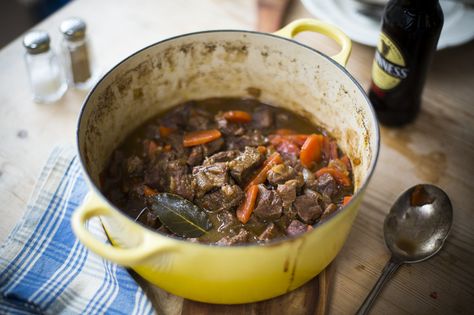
[{"x1": 371, "y1": 32, "x2": 409, "y2": 90}]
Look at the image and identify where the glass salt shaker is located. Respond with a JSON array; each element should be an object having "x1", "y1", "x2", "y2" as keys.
[
  {"x1": 23, "y1": 30, "x2": 67, "y2": 103},
  {"x1": 60, "y1": 18, "x2": 96, "y2": 90}
]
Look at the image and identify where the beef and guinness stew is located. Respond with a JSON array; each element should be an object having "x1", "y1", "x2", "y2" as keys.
[{"x1": 102, "y1": 98, "x2": 354, "y2": 245}]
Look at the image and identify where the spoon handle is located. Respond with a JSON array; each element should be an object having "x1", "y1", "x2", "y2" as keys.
[{"x1": 355, "y1": 259, "x2": 401, "y2": 315}]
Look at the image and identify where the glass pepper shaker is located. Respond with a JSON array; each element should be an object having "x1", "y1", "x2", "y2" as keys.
[
  {"x1": 23, "y1": 30, "x2": 67, "y2": 103},
  {"x1": 60, "y1": 17, "x2": 96, "y2": 90}
]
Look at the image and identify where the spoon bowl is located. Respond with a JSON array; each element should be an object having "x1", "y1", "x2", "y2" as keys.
[
  {"x1": 384, "y1": 184, "x2": 453, "y2": 263},
  {"x1": 356, "y1": 184, "x2": 453, "y2": 315}
]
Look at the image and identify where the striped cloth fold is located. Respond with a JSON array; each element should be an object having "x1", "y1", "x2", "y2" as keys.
[{"x1": 0, "y1": 146, "x2": 155, "y2": 315}]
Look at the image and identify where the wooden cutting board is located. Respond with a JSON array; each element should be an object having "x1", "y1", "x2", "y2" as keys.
[{"x1": 135, "y1": 265, "x2": 332, "y2": 315}]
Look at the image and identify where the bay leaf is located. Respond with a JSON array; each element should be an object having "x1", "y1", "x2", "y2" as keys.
[{"x1": 149, "y1": 193, "x2": 212, "y2": 238}]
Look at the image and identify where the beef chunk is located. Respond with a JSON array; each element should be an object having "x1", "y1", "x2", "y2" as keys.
[
  {"x1": 165, "y1": 133, "x2": 187, "y2": 158},
  {"x1": 277, "y1": 180, "x2": 298, "y2": 209},
  {"x1": 168, "y1": 160, "x2": 194, "y2": 200},
  {"x1": 170, "y1": 173, "x2": 195, "y2": 201},
  {"x1": 193, "y1": 162, "x2": 229, "y2": 197},
  {"x1": 159, "y1": 103, "x2": 190, "y2": 129},
  {"x1": 318, "y1": 192, "x2": 333, "y2": 210},
  {"x1": 275, "y1": 112, "x2": 289, "y2": 125},
  {"x1": 142, "y1": 139, "x2": 158, "y2": 160},
  {"x1": 122, "y1": 178, "x2": 144, "y2": 196},
  {"x1": 187, "y1": 146, "x2": 204, "y2": 166},
  {"x1": 293, "y1": 189, "x2": 322, "y2": 224},
  {"x1": 145, "y1": 157, "x2": 194, "y2": 201},
  {"x1": 195, "y1": 190, "x2": 221, "y2": 211},
  {"x1": 187, "y1": 138, "x2": 225, "y2": 166},
  {"x1": 204, "y1": 150, "x2": 239, "y2": 165},
  {"x1": 258, "y1": 223, "x2": 279, "y2": 241},
  {"x1": 226, "y1": 130, "x2": 266, "y2": 151},
  {"x1": 129, "y1": 208, "x2": 152, "y2": 229},
  {"x1": 252, "y1": 106, "x2": 274, "y2": 129},
  {"x1": 186, "y1": 107, "x2": 214, "y2": 131},
  {"x1": 228, "y1": 146, "x2": 265, "y2": 184},
  {"x1": 302, "y1": 168, "x2": 318, "y2": 191},
  {"x1": 203, "y1": 137, "x2": 224, "y2": 156},
  {"x1": 320, "y1": 203, "x2": 338, "y2": 221},
  {"x1": 145, "y1": 209, "x2": 160, "y2": 229},
  {"x1": 215, "y1": 112, "x2": 245, "y2": 136},
  {"x1": 221, "y1": 184, "x2": 244, "y2": 206},
  {"x1": 195, "y1": 184, "x2": 244, "y2": 212},
  {"x1": 144, "y1": 163, "x2": 164, "y2": 189},
  {"x1": 125, "y1": 156, "x2": 143, "y2": 177},
  {"x1": 282, "y1": 154, "x2": 303, "y2": 170},
  {"x1": 216, "y1": 210, "x2": 238, "y2": 232},
  {"x1": 253, "y1": 185, "x2": 283, "y2": 221},
  {"x1": 144, "y1": 154, "x2": 171, "y2": 190},
  {"x1": 286, "y1": 220, "x2": 308, "y2": 237},
  {"x1": 267, "y1": 163, "x2": 296, "y2": 185},
  {"x1": 216, "y1": 228, "x2": 250, "y2": 245},
  {"x1": 159, "y1": 102, "x2": 213, "y2": 131},
  {"x1": 315, "y1": 173, "x2": 337, "y2": 197},
  {"x1": 144, "y1": 124, "x2": 161, "y2": 140},
  {"x1": 127, "y1": 182, "x2": 152, "y2": 200},
  {"x1": 294, "y1": 172, "x2": 305, "y2": 189}
]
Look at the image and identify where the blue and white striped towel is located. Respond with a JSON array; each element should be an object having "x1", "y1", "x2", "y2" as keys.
[{"x1": 0, "y1": 146, "x2": 155, "y2": 315}]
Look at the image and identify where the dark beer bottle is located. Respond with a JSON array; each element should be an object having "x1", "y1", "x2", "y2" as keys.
[{"x1": 368, "y1": 0, "x2": 443, "y2": 126}]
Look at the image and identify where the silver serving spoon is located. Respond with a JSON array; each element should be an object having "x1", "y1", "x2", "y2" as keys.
[{"x1": 356, "y1": 184, "x2": 453, "y2": 315}]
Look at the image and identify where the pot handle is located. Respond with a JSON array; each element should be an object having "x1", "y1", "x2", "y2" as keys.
[
  {"x1": 72, "y1": 193, "x2": 176, "y2": 266},
  {"x1": 274, "y1": 18, "x2": 352, "y2": 67}
]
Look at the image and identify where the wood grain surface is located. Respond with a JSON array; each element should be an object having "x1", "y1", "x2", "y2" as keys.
[{"x1": 0, "y1": 0, "x2": 473, "y2": 314}]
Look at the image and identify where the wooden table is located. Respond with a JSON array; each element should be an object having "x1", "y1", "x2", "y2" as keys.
[{"x1": 1, "y1": 0, "x2": 473, "y2": 314}]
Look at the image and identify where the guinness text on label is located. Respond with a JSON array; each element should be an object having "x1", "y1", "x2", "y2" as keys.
[
  {"x1": 371, "y1": 32, "x2": 407, "y2": 91},
  {"x1": 368, "y1": 0, "x2": 443, "y2": 126},
  {"x1": 374, "y1": 50, "x2": 409, "y2": 80}
]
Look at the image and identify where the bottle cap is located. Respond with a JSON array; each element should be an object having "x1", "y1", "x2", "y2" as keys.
[
  {"x1": 23, "y1": 30, "x2": 50, "y2": 54},
  {"x1": 60, "y1": 17, "x2": 87, "y2": 41}
]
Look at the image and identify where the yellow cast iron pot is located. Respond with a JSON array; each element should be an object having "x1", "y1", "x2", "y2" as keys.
[{"x1": 72, "y1": 19, "x2": 379, "y2": 304}]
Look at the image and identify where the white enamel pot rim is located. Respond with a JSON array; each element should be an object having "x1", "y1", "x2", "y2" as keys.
[{"x1": 75, "y1": 28, "x2": 380, "y2": 247}]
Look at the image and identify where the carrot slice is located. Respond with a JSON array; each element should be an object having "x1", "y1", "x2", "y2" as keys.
[
  {"x1": 328, "y1": 159, "x2": 348, "y2": 173},
  {"x1": 329, "y1": 140, "x2": 339, "y2": 160},
  {"x1": 343, "y1": 195, "x2": 352, "y2": 206},
  {"x1": 268, "y1": 134, "x2": 309, "y2": 147},
  {"x1": 223, "y1": 110, "x2": 252, "y2": 123},
  {"x1": 315, "y1": 167, "x2": 352, "y2": 187},
  {"x1": 147, "y1": 140, "x2": 158, "y2": 157},
  {"x1": 300, "y1": 134, "x2": 323, "y2": 167},
  {"x1": 274, "y1": 128, "x2": 297, "y2": 135},
  {"x1": 246, "y1": 152, "x2": 283, "y2": 189},
  {"x1": 340, "y1": 155, "x2": 352, "y2": 171},
  {"x1": 322, "y1": 136, "x2": 330, "y2": 160},
  {"x1": 262, "y1": 151, "x2": 283, "y2": 167},
  {"x1": 143, "y1": 185, "x2": 158, "y2": 197},
  {"x1": 236, "y1": 185, "x2": 259, "y2": 224},
  {"x1": 183, "y1": 129, "x2": 222, "y2": 147},
  {"x1": 257, "y1": 145, "x2": 267, "y2": 155},
  {"x1": 159, "y1": 126, "x2": 174, "y2": 137}
]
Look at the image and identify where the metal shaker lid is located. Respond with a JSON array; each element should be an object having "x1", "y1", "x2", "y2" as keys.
[
  {"x1": 23, "y1": 30, "x2": 50, "y2": 54},
  {"x1": 60, "y1": 17, "x2": 87, "y2": 41}
]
